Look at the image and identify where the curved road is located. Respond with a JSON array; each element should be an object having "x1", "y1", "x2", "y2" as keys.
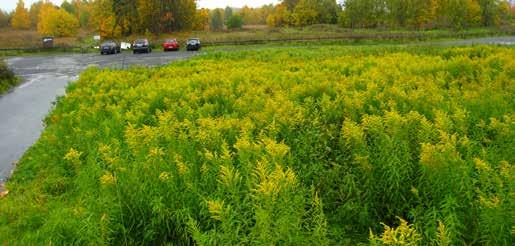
[{"x1": 0, "y1": 36, "x2": 514, "y2": 184}]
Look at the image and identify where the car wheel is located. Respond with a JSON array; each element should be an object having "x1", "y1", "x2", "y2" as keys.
[{"x1": 133, "y1": 50, "x2": 136, "y2": 54}]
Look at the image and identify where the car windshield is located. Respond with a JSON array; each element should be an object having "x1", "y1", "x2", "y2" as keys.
[
  {"x1": 102, "y1": 41, "x2": 115, "y2": 45},
  {"x1": 135, "y1": 39, "x2": 147, "y2": 44},
  {"x1": 188, "y1": 39, "x2": 199, "y2": 43},
  {"x1": 165, "y1": 39, "x2": 176, "y2": 43}
]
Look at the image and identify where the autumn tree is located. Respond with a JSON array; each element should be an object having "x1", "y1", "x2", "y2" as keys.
[
  {"x1": 497, "y1": 0, "x2": 512, "y2": 24},
  {"x1": 38, "y1": 3, "x2": 79, "y2": 37},
  {"x1": 29, "y1": 1, "x2": 43, "y2": 28},
  {"x1": 91, "y1": 0, "x2": 115, "y2": 37},
  {"x1": 283, "y1": 0, "x2": 300, "y2": 11},
  {"x1": 258, "y1": 4, "x2": 275, "y2": 25},
  {"x1": 11, "y1": 0, "x2": 31, "y2": 29},
  {"x1": 292, "y1": 0, "x2": 319, "y2": 26},
  {"x1": 111, "y1": 0, "x2": 138, "y2": 36},
  {"x1": 193, "y1": 8, "x2": 210, "y2": 31},
  {"x1": 266, "y1": 4, "x2": 291, "y2": 27},
  {"x1": 466, "y1": 0, "x2": 482, "y2": 27}
]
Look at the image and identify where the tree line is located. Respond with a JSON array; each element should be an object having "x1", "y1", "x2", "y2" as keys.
[
  {"x1": 1, "y1": 0, "x2": 513, "y2": 37},
  {"x1": 340, "y1": 0, "x2": 513, "y2": 29}
]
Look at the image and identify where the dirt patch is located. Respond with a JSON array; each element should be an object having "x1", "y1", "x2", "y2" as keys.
[{"x1": 0, "y1": 183, "x2": 7, "y2": 198}]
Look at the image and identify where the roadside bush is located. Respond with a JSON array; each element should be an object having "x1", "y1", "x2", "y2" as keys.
[
  {"x1": 0, "y1": 45, "x2": 513, "y2": 245},
  {"x1": 0, "y1": 60, "x2": 19, "y2": 94}
]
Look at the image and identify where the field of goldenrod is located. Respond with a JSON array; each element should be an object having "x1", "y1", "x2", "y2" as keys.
[{"x1": 0, "y1": 45, "x2": 513, "y2": 245}]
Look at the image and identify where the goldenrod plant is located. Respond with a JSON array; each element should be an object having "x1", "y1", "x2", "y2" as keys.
[{"x1": 0, "y1": 45, "x2": 513, "y2": 245}]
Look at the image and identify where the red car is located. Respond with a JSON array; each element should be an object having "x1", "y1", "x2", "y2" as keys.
[{"x1": 162, "y1": 39, "x2": 180, "y2": 51}]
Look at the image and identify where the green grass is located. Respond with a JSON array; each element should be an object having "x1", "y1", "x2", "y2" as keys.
[
  {"x1": 0, "y1": 44, "x2": 513, "y2": 245},
  {"x1": 0, "y1": 60, "x2": 19, "y2": 94}
]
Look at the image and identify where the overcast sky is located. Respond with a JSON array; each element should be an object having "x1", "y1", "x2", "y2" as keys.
[{"x1": 1, "y1": 0, "x2": 282, "y2": 12}]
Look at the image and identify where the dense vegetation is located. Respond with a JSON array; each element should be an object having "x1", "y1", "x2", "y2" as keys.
[
  {"x1": 0, "y1": 45, "x2": 513, "y2": 244},
  {"x1": 338, "y1": 0, "x2": 513, "y2": 29},
  {"x1": 0, "y1": 60, "x2": 19, "y2": 94}
]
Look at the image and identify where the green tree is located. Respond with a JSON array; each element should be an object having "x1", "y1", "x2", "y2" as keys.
[
  {"x1": 479, "y1": 0, "x2": 498, "y2": 26},
  {"x1": 292, "y1": 0, "x2": 318, "y2": 26},
  {"x1": 0, "y1": 10, "x2": 10, "y2": 28},
  {"x1": 341, "y1": 0, "x2": 385, "y2": 28},
  {"x1": 226, "y1": 14, "x2": 244, "y2": 29},
  {"x1": 61, "y1": 0, "x2": 76, "y2": 14},
  {"x1": 224, "y1": 6, "x2": 233, "y2": 22},
  {"x1": 11, "y1": 0, "x2": 31, "y2": 29},
  {"x1": 317, "y1": 0, "x2": 341, "y2": 24},
  {"x1": 210, "y1": 8, "x2": 224, "y2": 31},
  {"x1": 283, "y1": 0, "x2": 300, "y2": 11}
]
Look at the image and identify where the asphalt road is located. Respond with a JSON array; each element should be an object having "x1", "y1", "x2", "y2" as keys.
[
  {"x1": 0, "y1": 51, "x2": 198, "y2": 183},
  {"x1": 0, "y1": 36, "x2": 514, "y2": 184}
]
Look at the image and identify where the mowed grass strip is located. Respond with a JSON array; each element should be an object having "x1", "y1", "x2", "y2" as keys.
[{"x1": 0, "y1": 45, "x2": 513, "y2": 245}]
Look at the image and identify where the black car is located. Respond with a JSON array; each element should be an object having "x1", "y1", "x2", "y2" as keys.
[
  {"x1": 186, "y1": 38, "x2": 201, "y2": 51},
  {"x1": 100, "y1": 40, "x2": 120, "y2": 55},
  {"x1": 133, "y1": 39, "x2": 152, "y2": 54}
]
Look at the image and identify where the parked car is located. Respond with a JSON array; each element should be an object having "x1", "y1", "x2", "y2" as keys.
[
  {"x1": 133, "y1": 39, "x2": 152, "y2": 54},
  {"x1": 100, "y1": 40, "x2": 120, "y2": 55},
  {"x1": 186, "y1": 38, "x2": 201, "y2": 51},
  {"x1": 162, "y1": 39, "x2": 180, "y2": 51}
]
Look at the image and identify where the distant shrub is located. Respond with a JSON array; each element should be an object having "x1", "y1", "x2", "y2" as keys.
[
  {"x1": 0, "y1": 60, "x2": 19, "y2": 94},
  {"x1": 226, "y1": 15, "x2": 244, "y2": 29}
]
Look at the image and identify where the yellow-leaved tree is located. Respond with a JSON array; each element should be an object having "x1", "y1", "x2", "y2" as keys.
[
  {"x1": 193, "y1": 8, "x2": 210, "y2": 31},
  {"x1": 37, "y1": 3, "x2": 79, "y2": 37},
  {"x1": 11, "y1": 0, "x2": 31, "y2": 29}
]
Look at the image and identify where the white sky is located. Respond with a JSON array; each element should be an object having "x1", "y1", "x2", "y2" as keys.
[{"x1": 1, "y1": 0, "x2": 281, "y2": 12}]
